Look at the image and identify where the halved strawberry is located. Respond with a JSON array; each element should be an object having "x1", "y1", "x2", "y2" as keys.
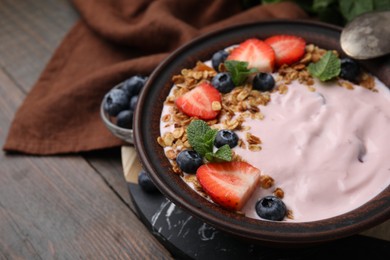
[
  {"x1": 227, "y1": 38, "x2": 275, "y2": 72},
  {"x1": 264, "y1": 35, "x2": 306, "y2": 67},
  {"x1": 175, "y1": 82, "x2": 221, "y2": 120},
  {"x1": 196, "y1": 162, "x2": 261, "y2": 211}
]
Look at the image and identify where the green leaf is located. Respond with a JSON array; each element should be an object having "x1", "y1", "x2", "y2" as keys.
[
  {"x1": 307, "y1": 51, "x2": 341, "y2": 81},
  {"x1": 186, "y1": 119, "x2": 232, "y2": 162},
  {"x1": 313, "y1": 0, "x2": 337, "y2": 12},
  {"x1": 204, "y1": 145, "x2": 232, "y2": 162},
  {"x1": 192, "y1": 140, "x2": 209, "y2": 157},
  {"x1": 205, "y1": 152, "x2": 215, "y2": 162},
  {"x1": 224, "y1": 60, "x2": 258, "y2": 86},
  {"x1": 187, "y1": 120, "x2": 211, "y2": 156},
  {"x1": 187, "y1": 120, "x2": 210, "y2": 145},
  {"x1": 213, "y1": 144, "x2": 233, "y2": 162},
  {"x1": 339, "y1": 0, "x2": 374, "y2": 22},
  {"x1": 374, "y1": 0, "x2": 390, "y2": 10},
  {"x1": 204, "y1": 129, "x2": 217, "y2": 151}
]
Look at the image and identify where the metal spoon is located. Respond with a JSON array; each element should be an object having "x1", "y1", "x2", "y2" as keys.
[{"x1": 340, "y1": 10, "x2": 390, "y2": 60}]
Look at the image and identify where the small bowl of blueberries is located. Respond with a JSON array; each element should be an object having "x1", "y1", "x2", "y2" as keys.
[
  {"x1": 100, "y1": 75, "x2": 148, "y2": 144},
  {"x1": 101, "y1": 75, "x2": 161, "y2": 194}
]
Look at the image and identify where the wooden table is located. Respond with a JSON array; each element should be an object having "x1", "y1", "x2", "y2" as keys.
[
  {"x1": 0, "y1": 0, "x2": 172, "y2": 258},
  {"x1": 1, "y1": 1, "x2": 389, "y2": 259}
]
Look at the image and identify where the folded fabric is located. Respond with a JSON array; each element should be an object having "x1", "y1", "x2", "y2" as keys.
[{"x1": 3, "y1": 0, "x2": 307, "y2": 155}]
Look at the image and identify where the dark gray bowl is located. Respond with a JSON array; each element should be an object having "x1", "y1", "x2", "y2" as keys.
[{"x1": 133, "y1": 20, "x2": 390, "y2": 246}]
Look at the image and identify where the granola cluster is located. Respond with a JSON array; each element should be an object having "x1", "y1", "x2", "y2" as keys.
[
  {"x1": 158, "y1": 61, "x2": 275, "y2": 176},
  {"x1": 276, "y1": 44, "x2": 376, "y2": 92}
]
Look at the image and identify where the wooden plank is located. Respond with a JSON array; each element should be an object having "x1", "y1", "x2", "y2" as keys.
[
  {"x1": 0, "y1": 0, "x2": 133, "y2": 209},
  {"x1": 0, "y1": 68, "x2": 172, "y2": 259},
  {"x1": 0, "y1": 0, "x2": 172, "y2": 257},
  {"x1": 83, "y1": 148, "x2": 138, "y2": 211},
  {"x1": 0, "y1": 0, "x2": 134, "y2": 211},
  {"x1": 0, "y1": 0, "x2": 78, "y2": 92}
]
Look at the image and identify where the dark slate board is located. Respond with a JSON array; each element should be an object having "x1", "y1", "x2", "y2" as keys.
[{"x1": 128, "y1": 183, "x2": 390, "y2": 260}]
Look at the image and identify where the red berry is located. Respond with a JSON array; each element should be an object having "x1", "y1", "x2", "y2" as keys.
[
  {"x1": 227, "y1": 38, "x2": 275, "y2": 72},
  {"x1": 175, "y1": 82, "x2": 222, "y2": 120},
  {"x1": 264, "y1": 35, "x2": 306, "y2": 67},
  {"x1": 196, "y1": 162, "x2": 261, "y2": 211}
]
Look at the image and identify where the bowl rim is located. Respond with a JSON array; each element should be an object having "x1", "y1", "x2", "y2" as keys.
[{"x1": 134, "y1": 19, "x2": 390, "y2": 245}]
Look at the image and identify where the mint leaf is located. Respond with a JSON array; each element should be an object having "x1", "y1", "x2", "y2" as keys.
[
  {"x1": 213, "y1": 144, "x2": 233, "y2": 162},
  {"x1": 312, "y1": 0, "x2": 337, "y2": 11},
  {"x1": 204, "y1": 152, "x2": 215, "y2": 162},
  {"x1": 187, "y1": 120, "x2": 210, "y2": 154},
  {"x1": 187, "y1": 120, "x2": 211, "y2": 156},
  {"x1": 204, "y1": 145, "x2": 232, "y2": 162},
  {"x1": 186, "y1": 120, "x2": 232, "y2": 162},
  {"x1": 339, "y1": 0, "x2": 374, "y2": 22},
  {"x1": 191, "y1": 140, "x2": 210, "y2": 157},
  {"x1": 187, "y1": 120, "x2": 210, "y2": 141},
  {"x1": 204, "y1": 129, "x2": 217, "y2": 151},
  {"x1": 224, "y1": 60, "x2": 258, "y2": 86},
  {"x1": 307, "y1": 51, "x2": 341, "y2": 81}
]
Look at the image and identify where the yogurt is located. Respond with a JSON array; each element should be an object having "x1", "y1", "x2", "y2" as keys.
[
  {"x1": 239, "y1": 78, "x2": 390, "y2": 221},
  {"x1": 159, "y1": 58, "x2": 390, "y2": 222}
]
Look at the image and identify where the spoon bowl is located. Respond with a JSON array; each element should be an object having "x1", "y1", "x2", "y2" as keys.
[{"x1": 341, "y1": 11, "x2": 390, "y2": 60}]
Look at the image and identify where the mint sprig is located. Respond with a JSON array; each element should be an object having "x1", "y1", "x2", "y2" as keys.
[
  {"x1": 187, "y1": 120, "x2": 232, "y2": 162},
  {"x1": 205, "y1": 144, "x2": 232, "y2": 162},
  {"x1": 307, "y1": 51, "x2": 341, "y2": 81},
  {"x1": 224, "y1": 60, "x2": 258, "y2": 86}
]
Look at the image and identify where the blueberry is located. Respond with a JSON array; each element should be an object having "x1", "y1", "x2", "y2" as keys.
[
  {"x1": 252, "y1": 73, "x2": 275, "y2": 92},
  {"x1": 255, "y1": 196, "x2": 286, "y2": 221},
  {"x1": 129, "y1": 95, "x2": 138, "y2": 111},
  {"x1": 103, "y1": 88, "x2": 130, "y2": 116},
  {"x1": 340, "y1": 58, "x2": 360, "y2": 83},
  {"x1": 214, "y1": 130, "x2": 238, "y2": 148},
  {"x1": 122, "y1": 75, "x2": 147, "y2": 97},
  {"x1": 212, "y1": 50, "x2": 229, "y2": 71},
  {"x1": 211, "y1": 72, "x2": 235, "y2": 93},
  {"x1": 116, "y1": 110, "x2": 133, "y2": 129},
  {"x1": 176, "y1": 150, "x2": 203, "y2": 174},
  {"x1": 138, "y1": 169, "x2": 159, "y2": 193}
]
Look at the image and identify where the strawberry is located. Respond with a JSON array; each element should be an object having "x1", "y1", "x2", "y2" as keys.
[
  {"x1": 196, "y1": 162, "x2": 261, "y2": 211},
  {"x1": 227, "y1": 38, "x2": 275, "y2": 73},
  {"x1": 175, "y1": 82, "x2": 222, "y2": 120},
  {"x1": 264, "y1": 35, "x2": 306, "y2": 67}
]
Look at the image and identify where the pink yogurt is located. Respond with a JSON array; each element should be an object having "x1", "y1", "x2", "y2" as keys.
[{"x1": 160, "y1": 75, "x2": 390, "y2": 222}]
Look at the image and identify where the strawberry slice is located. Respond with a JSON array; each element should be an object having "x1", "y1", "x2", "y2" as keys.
[
  {"x1": 227, "y1": 38, "x2": 275, "y2": 72},
  {"x1": 196, "y1": 162, "x2": 261, "y2": 211},
  {"x1": 175, "y1": 82, "x2": 222, "y2": 120},
  {"x1": 264, "y1": 35, "x2": 306, "y2": 67}
]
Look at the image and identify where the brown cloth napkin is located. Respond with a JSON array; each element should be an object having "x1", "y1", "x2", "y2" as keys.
[{"x1": 3, "y1": 0, "x2": 307, "y2": 155}]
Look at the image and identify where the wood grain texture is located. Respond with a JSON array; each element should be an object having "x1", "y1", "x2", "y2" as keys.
[
  {"x1": 84, "y1": 148, "x2": 138, "y2": 210},
  {"x1": 0, "y1": 0, "x2": 172, "y2": 258},
  {"x1": 0, "y1": 0, "x2": 79, "y2": 92}
]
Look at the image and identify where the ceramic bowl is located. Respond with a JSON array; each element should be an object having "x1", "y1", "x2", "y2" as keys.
[
  {"x1": 133, "y1": 20, "x2": 390, "y2": 245},
  {"x1": 100, "y1": 82, "x2": 134, "y2": 144}
]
